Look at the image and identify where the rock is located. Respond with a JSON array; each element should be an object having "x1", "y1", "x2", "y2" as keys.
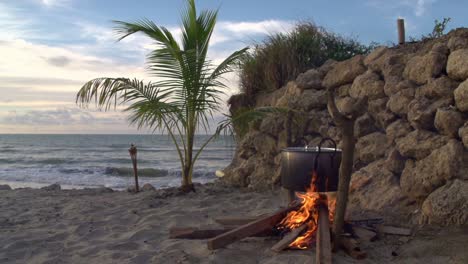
[
  {"x1": 366, "y1": 50, "x2": 406, "y2": 80},
  {"x1": 335, "y1": 96, "x2": 358, "y2": 116},
  {"x1": 248, "y1": 161, "x2": 277, "y2": 189},
  {"x1": 422, "y1": 179, "x2": 468, "y2": 225},
  {"x1": 387, "y1": 88, "x2": 415, "y2": 117},
  {"x1": 448, "y1": 36, "x2": 468, "y2": 51},
  {"x1": 400, "y1": 140, "x2": 465, "y2": 201},
  {"x1": 418, "y1": 76, "x2": 459, "y2": 99},
  {"x1": 349, "y1": 160, "x2": 408, "y2": 212},
  {"x1": 355, "y1": 132, "x2": 388, "y2": 166},
  {"x1": 403, "y1": 51, "x2": 447, "y2": 85},
  {"x1": 336, "y1": 84, "x2": 351, "y2": 97},
  {"x1": 368, "y1": 98, "x2": 397, "y2": 129},
  {"x1": 384, "y1": 79, "x2": 415, "y2": 97},
  {"x1": 259, "y1": 115, "x2": 286, "y2": 138},
  {"x1": 396, "y1": 130, "x2": 448, "y2": 160},
  {"x1": 317, "y1": 59, "x2": 337, "y2": 75},
  {"x1": 407, "y1": 97, "x2": 453, "y2": 130},
  {"x1": 41, "y1": 183, "x2": 61, "y2": 191},
  {"x1": 447, "y1": 49, "x2": 468, "y2": 81},
  {"x1": 385, "y1": 148, "x2": 406, "y2": 175},
  {"x1": 223, "y1": 157, "x2": 257, "y2": 187},
  {"x1": 454, "y1": 79, "x2": 468, "y2": 112},
  {"x1": 460, "y1": 122, "x2": 468, "y2": 149},
  {"x1": 295, "y1": 89, "x2": 327, "y2": 111},
  {"x1": 363, "y1": 46, "x2": 387, "y2": 66},
  {"x1": 349, "y1": 71, "x2": 385, "y2": 100},
  {"x1": 323, "y1": 55, "x2": 366, "y2": 88},
  {"x1": 141, "y1": 183, "x2": 156, "y2": 192},
  {"x1": 0, "y1": 184, "x2": 12, "y2": 191},
  {"x1": 354, "y1": 113, "x2": 378, "y2": 138},
  {"x1": 305, "y1": 110, "x2": 332, "y2": 134},
  {"x1": 434, "y1": 108, "x2": 465, "y2": 137},
  {"x1": 296, "y1": 69, "x2": 323, "y2": 90},
  {"x1": 386, "y1": 119, "x2": 413, "y2": 143},
  {"x1": 252, "y1": 133, "x2": 278, "y2": 160}
]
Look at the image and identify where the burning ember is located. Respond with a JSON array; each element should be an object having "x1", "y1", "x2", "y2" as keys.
[{"x1": 277, "y1": 171, "x2": 336, "y2": 249}]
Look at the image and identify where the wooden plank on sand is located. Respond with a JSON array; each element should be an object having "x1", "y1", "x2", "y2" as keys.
[
  {"x1": 377, "y1": 225, "x2": 412, "y2": 236},
  {"x1": 207, "y1": 206, "x2": 297, "y2": 250},
  {"x1": 316, "y1": 203, "x2": 332, "y2": 264},
  {"x1": 353, "y1": 226, "x2": 378, "y2": 242},
  {"x1": 271, "y1": 223, "x2": 307, "y2": 253}
]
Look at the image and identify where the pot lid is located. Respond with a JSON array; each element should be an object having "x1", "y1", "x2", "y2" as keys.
[{"x1": 282, "y1": 146, "x2": 342, "y2": 153}]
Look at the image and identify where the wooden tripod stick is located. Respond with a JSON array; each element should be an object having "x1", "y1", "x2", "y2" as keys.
[{"x1": 326, "y1": 86, "x2": 365, "y2": 251}]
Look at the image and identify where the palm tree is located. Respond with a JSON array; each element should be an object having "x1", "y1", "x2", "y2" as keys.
[{"x1": 76, "y1": 0, "x2": 247, "y2": 191}]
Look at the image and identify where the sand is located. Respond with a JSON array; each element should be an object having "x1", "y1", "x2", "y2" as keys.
[{"x1": 0, "y1": 182, "x2": 467, "y2": 264}]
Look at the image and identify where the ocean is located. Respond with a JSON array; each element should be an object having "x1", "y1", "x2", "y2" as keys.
[{"x1": 0, "y1": 134, "x2": 236, "y2": 190}]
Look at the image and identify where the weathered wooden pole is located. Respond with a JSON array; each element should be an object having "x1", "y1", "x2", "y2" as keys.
[
  {"x1": 129, "y1": 144, "x2": 139, "y2": 192},
  {"x1": 326, "y1": 86, "x2": 364, "y2": 251},
  {"x1": 397, "y1": 18, "x2": 405, "y2": 44},
  {"x1": 316, "y1": 195, "x2": 332, "y2": 264}
]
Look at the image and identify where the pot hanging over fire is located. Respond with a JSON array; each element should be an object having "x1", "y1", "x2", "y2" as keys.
[{"x1": 281, "y1": 138, "x2": 341, "y2": 193}]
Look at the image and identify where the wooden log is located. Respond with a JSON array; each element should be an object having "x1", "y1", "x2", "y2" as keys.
[
  {"x1": 316, "y1": 202, "x2": 332, "y2": 264},
  {"x1": 271, "y1": 223, "x2": 307, "y2": 252},
  {"x1": 207, "y1": 205, "x2": 298, "y2": 250},
  {"x1": 341, "y1": 237, "x2": 367, "y2": 260},
  {"x1": 397, "y1": 18, "x2": 405, "y2": 44},
  {"x1": 353, "y1": 226, "x2": 378, "y2": 242},
  {"x1": 377, "y1": 225, "x2": 412, "y2": 236}
]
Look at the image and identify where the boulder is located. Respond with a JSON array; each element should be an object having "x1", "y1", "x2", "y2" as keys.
[
  {"x1": 141, "y1": 183, "x2": 156, "y2": 192},
  {"x1": 454, "y1": 79, "x2": 468, "y2": 112},
  {"x1": 447, "y1": 49, "x2": 468, "y2": 81},
  {"x1": 459, "y1": 122, "x2": 468, "y2": 149},
  {"x1": 0, "y1": 185, "x2": 12, "y2": 191},
  {"x1": 305, "y1": 110, "x2": 332, "y2": 134},
  {"x1": 385, "y1": 148, "x2": 406, "y2": 175},
  {"x1": 448, "y1": 36, "x2": 468, "y2": 51},
  {"x1": 403, "y1": 51, "x2": 447, "y2": 85},
  {"x1": 396, "y1": 130, "x2": 448, "y2": 160},
  {"x1": 349, "y1": 71, "x2": 385, "y2": 99},
  {"x1": 368, "y1": 98, "x2": 397, "y2": 129},
  {"x1": 248, "y1": 161, "x2": 277, "y2": 190},
  {"x1": 366, "y1": 50, "x2": 406, "y2": 80},
  {"x1": 355, "y1": 132, "x2": 388, "y2": 166},
  {"x1": 400, "y1": 140, "x2": 465, "y2": 201},
  {"x1": 418, "y1": 76, "x2": 459, "y2": 99},
  {"x1": 384, "y1": 79, "x2": 415, "y2": 97},
  {"x1": 387, "y1": 88, "x2": 415, "y2": 117},
  {"x1": 252, "y1": 133, "x2": 278, "y2": 160},
  {"x1": 223, "y1": 157, "x2": 257, "y2": 187},
  {"x1": 323, "y1": 55, "x2": 366, "y2": 88},
  {"x1": 336, "y1": 84, "x2": 351, "y2": 97},
  {"x1": 354, "y1": 113, "x2": 378, "y2": 138},
  {"x1": 434, "y1": 108, "x2": 464, "y2": 137},
  {"x1": 335, "y1": 96, "x2": 358, "y2": 116},
  {"x1": 296, "y1": 69, "x2": 323, "y2": 90},
  {"x1": 363, "y1": 46, "x2": 387, "y2": 66},
  {"x1": 295, "y1": 89, "x2": 327, "y2": 111},
  {"x1": 407, "y1": 97, "x2": 453, "y2": 130},
  {"x1": 259, "y1": 115, "x2": 286, "y2": 138},
  {"x1": 422, "y1": 179, "x2": 468, "y2": 225},
  {"x1": 317, "y1": 59, "x2": 337, "y2": 76},
  {"x1": 41, "y1": 183, "x2": 61, "y2": 191},
  {"x1": 386, "y1": 119, "x2": 413, "y2": 143}
]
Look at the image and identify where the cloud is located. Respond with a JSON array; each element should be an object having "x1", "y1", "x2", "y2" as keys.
[
  {"x1": 367, "y1": 0, "x2": 436, "y2": 17},
  {"x1": 40, "y1": 0, "x2": 70, "y2": 7},
  {"x1": 45, "y1": 56, "x2": 72, "y2": 67}
]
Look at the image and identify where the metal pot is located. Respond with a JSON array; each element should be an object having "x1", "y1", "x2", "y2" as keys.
[{"x1": 280, "y1": 138, "x2": 341, "y2": 192}]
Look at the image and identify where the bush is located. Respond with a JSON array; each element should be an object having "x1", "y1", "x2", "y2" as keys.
[{"x1": 238, "y1": 22, "x2": 374, "y2": 100}]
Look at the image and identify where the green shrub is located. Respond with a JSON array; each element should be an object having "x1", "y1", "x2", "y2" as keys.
[{"x1": 238, "y1": 22, "x2": 374, "y2": 100}]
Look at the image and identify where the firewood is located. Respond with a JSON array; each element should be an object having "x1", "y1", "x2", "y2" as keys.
[
  {"x1": 207, "y1": 205, "x2": 299, "y2": 250},
  {"x1": 377, "y1": 225, "x2": 412, "y2": 236},
  {"x1": 271, "y1": 224, "x2": 307, "y2": 253},
  {"x1": 352, "y1": 226, "x2": 378, "y2": 242},
  {"x1": 340, "y1": 237, "x2": 367, "y2": 260},
  {"x1": 316, "y1": 202, "x2": 332, "y2": 264}
]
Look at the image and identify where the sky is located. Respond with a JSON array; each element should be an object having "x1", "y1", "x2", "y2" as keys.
[{"x1": 0, "y1": 0, "x2": 466, "y2": 134}]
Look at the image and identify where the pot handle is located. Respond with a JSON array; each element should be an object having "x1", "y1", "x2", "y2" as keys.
[{"x1": 313, "y1": 137, "x2": 338, "y2": 172}]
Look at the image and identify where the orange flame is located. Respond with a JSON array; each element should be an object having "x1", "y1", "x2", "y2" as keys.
[{"x1": 278, "y1": 171, "x2": 336, "y2": 249}]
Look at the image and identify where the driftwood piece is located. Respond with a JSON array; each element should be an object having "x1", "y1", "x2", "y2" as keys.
[
  {"x1": 170, "y1": 227, "x2": 232, "y2": 239},
  {"x1": 271, "y1": 224, "x2": 307, "y2": 252},
  {"x1": 207, "y1": 205, "x2": 298, "y2": 250},
  {"x1": 316, "y1": 202, "x2": 332, "y2": 264},
  {"x1": 377, "y1": 225, "x2": 412, "y2": 236},
  {"x1": 341, "y1": 237, "x2": 367, "y2": 260},
  {"x1": 353, "y1": 226, "x2": 378, "y2": 242}
]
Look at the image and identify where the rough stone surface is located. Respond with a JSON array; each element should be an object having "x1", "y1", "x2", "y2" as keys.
[
  {"x1": 407, "y1": 97, "x2": 453, "y2": 130},
  {"x1": 141, "y1": 183, "x2": 156, "y2": 192},
  {"x1": 296, "y1": 89, "x2": 327, "y2": 111},
  {"x1": 349, "y1": 71, "x2": 385, "y2": 99},
  {"x1": 386, "y1": 119, "x2": 413, "y2": 144},
  {"x1": 296, "y1": 69, "x2": 323, "y2": 90},
  {"x1": 0, "y1": 185, "x2": 12, "y2": 191},
  {"x1": 385, "y1": 148, "x2": 406, "y2": 175},
  {"x1": 434, "y1": 108, "x2": 464, "y2": 137},
  {"x1": 418, "y1": 76, "x2": 459, "y2": 99},
  {"x1": 396, "y1": 130, "x2": 448, "y2": 160},
  {"x1": 354, "y1": 113, "x2": 378, "y2": 138},
  {"x1": 454, "y1": 79, "x2": 468, "y2": 112},
  {"x1": 448, "y1": 36, "x2": 468, "y2": 51},
  {"x1": 335, "y1": 96, "x2": 358, "y2": 116},
  {"x1": 323, "y1": 55, "x2": 366, "y2": 88},
  {"x1": 460, "y1": 122, "x2": 468, "y2": 149},
  {"x1": 422, "y1": 179, "x2": 468, "y2": 225},
  {"x1": 368, "y1": 98, "x2": 397, "y2": 129},
  {"x1": 41, "y1": 183, "x2": 61, "y2": 191},
  {"x1": 387, "y1": 88, "x2": 415, "y2": 116},
  {"x1": 403, "y1": 51, "x2": 447, "y2": 85},
  {"x1": 400, "y1": 140, "x2": 465, "y2": 201},
  {"x1": 447, "y1": 49, "x2": 468, "y2": 81},
  {"x1": 355, "y1": 132, "x2": 388, "y2": 166}
]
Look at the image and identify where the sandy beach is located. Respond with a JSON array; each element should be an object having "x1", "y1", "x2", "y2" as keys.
[{"x1": 0, "y1": 183, "x2": 466, "y2": 264}]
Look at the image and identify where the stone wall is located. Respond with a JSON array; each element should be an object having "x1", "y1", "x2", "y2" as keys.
[{"x1": 223, "y1": 28, "x2": 468, "y2": 226}]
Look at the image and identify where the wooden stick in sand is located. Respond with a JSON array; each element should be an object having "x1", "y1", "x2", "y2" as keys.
[
  {"x1": 316, "y1": 198, "x2": 332, "y2": 264},
  {"x1": 271, "y1": 223, "x2": 308, "y2": 253}
]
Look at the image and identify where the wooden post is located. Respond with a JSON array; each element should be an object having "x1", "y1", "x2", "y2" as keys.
[
  {"x1": 316, "y1": 197, "x2": 332, "y2": 264},
  {"x1": 129, "y1": 144, "x2": 139, "y2": 192},
  {"x1": 397, "y1": 18, "x2": 405, "y2": 44}
]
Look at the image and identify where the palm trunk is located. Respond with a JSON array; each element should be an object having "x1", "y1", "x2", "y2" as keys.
[{"x1": 182, "y1": 128, "x2": 195, "y2": 192}]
